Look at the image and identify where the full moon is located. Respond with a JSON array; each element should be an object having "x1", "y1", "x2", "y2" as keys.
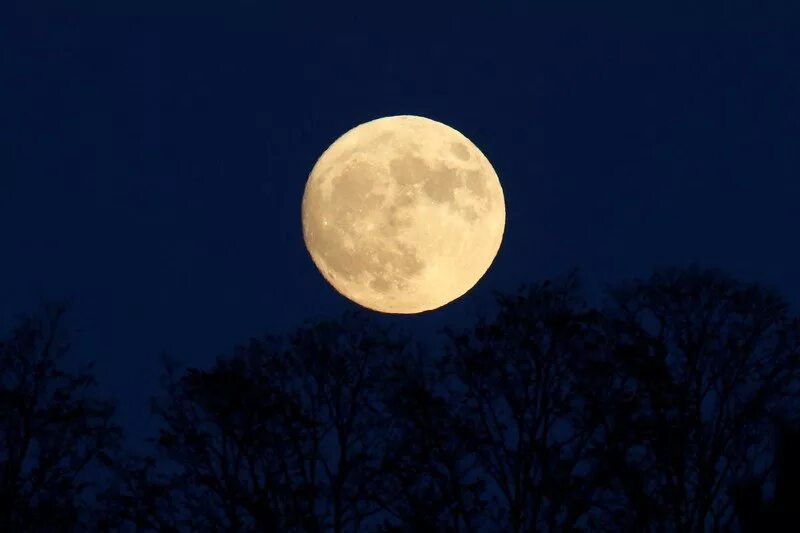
[{"x1": 301, "y1": 115, "x2": 505, "y2": 314}]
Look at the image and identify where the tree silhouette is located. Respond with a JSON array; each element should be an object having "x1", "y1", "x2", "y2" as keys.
[
  {"x1": 94, "y1": 452, "x2": 182, "y2": 532},
  {"x1": 103, "y1": 311, "x2": 411, "y2": 532},
  {"x1": 0, "y1": 304, "x2": 121, "y2": 531},
  {"x1": 586, "y1": 266, "x2": 800, "y2": 531},
  {"x1": 284, "y1": 312, "x2": 411, "y2": 532},
  {"x1": 374, "y1": 344, "x2": 489, "y2": 532},
  {"x1": 91, "y1": 265, "x2": 800, "y2": 532},
  {"x1": 436, "y1": 273, "x2": 611, "y2": 532},
  {"x1": 730, "y1": 416, "x2": 800, "y2": 531}
]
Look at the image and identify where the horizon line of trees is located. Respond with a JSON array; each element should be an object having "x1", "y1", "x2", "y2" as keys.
[{"x1": 2, "y1": 265, "x2": 800, "y2": 532}]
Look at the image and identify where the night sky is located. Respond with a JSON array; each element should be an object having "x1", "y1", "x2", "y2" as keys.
[{"x1": 2, "y1": 3, "x2": 799, "y2": 451}]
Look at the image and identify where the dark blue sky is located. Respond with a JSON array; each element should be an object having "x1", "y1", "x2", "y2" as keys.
[{"x1": 2, "y1": 4, "x2": 799, "y2": 449}]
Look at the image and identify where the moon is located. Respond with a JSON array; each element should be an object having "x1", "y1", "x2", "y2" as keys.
[{"x1": 301, "y1": 115, "x2": 505, "y2": 314}]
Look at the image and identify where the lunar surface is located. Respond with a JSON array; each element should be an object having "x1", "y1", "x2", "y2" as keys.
[{"x1": 301, "y1": 115, "x2": 505, "y2": 314}]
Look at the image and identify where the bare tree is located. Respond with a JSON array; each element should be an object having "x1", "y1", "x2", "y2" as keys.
[
  {"x1": 439, "y1": 274, "x2": 609, "y2": 532},
  {"x1": 0, "y1": 304, "x2": 121, "y2": 531},
  {"x1": 731, "y1": 416, "x2": 800, "y2": 531},
  {"x1": 122, "y1": 310, "x2": 409, "y2": 532},
  {"x1": 375, "y1": 347, "x2": 489, "y2": 532},
  {"x1": 282, "y1": 311, "x2": 410, "y2": 533},
  {"x1": 94, "y1": 453, "x2": 182, "y2": 531},
  {"x1": 591, "y1": 266, "x2": 800, "y2": 531},
  {"x1": 94, "y1": 266, "x2": 800, "y2": 532},
  {"x1": 145, "y1": 343, "x2": 314, "y2": 531}
]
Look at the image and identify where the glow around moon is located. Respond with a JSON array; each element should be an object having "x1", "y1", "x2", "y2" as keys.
[{"x1": 301, "y1": 115, "x2": 505, "y2": 314}]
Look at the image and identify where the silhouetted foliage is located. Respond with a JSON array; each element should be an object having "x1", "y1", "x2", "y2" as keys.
[
  {"x1": 94, "y1": 453, "x2": 181, "y2": 532},
  {"x1": 102, "y1": 312, "x2": 411, "y2": 532},
  {"x1": 437, "y1": 273, "x2": 611, "y2": 531},
  {"x1": 375, "y1": 344, "x2": 489, "y2": 532},
  {"x1": 0, "y1": 304, "x2": 121, "y2": 531},
  {"x1": 12, "y1": 266, "x2": 799, "y2": 532},
  {"x1": 591, "y1": 266, "x2": 800, "y2": 531},
  {"x1": 730, "y1": 416, "x2": 800, "y2": 531}
]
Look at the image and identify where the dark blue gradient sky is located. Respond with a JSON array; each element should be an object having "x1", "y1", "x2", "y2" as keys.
[{"x1": 2, "y1": 3, "x2": 799, "y2": 449}]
